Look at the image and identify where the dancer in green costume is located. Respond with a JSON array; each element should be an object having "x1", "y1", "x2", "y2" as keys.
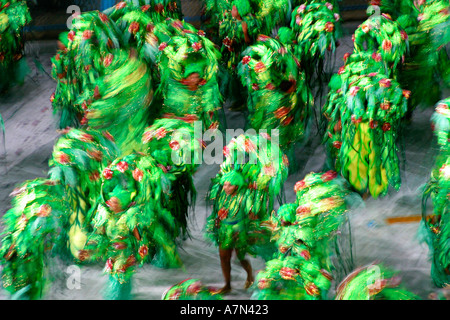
[
  {"x1": 153, "y1": 18, "x2": 223, "y2": 130},
  {"x1": 251, "y1": 171, "x2": 358, "y2": 300},
  {"x1": 206, "y1": 133, "x2": 289, "y2": 294},
  {"x1": 250, "y1": 172, "x2": 418, "y2": 300},
  {"x1": 237, "y1": 34, "x2": 313, "y2": 155},
  {"x1": 322, "y1": 12, "x2": 410, "y2": 199},
  {"x1": 202, "y1": 0, "x2": 290, "y2": 110},
  {"x1": 420, "y1": 97, "x2": 450, "y2": 288},
  {"x1": 375, "y1": 0, "x2": 450, "y2": 112},
  {"x1": 290, "y1": 1, "x2": 342, "y2": 88},
  {"x1": 1, "y1": 1, "x2": 222, "y2": 300},
  {"x1": 0, "y1": 0, "x2": 31, "y2": 92}
]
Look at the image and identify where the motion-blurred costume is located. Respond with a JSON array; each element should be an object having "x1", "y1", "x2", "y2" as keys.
[
  {"x1": 249, "y1": 172, "x2": 419, "y2": 300},
  {"x1": 322, "y1": 12, "x2": 410, "y2": 198},
  {"x1": 250, "y1": 171, "x2": 357, "y2": 300},
  {"x1": 162, "y1": 278, "x2": 223, "y2": 300},
  {"x1": 289, "y1": 1, "x2": 342, "y2": 88},
  {"x1": 0, "y1": 0, "x2": 222, "y2": 300},
  {"x1": 202, "y1": 0, "x2": 290, "y2": 109},
  {"x1": 377, "y1": 0, "x2": 450, "y2": 112},
  {"x1": 335, "y1": 262, "x2": 420, "y2": 300},
  {"x1": 0, "y1": 0, "x2": 31, "y2": 92},
  {"x1": 153, "y1": 18, "x2": 223, "y2": 130},
  {"x1": 237, "y1": 35, "x2": 313, "y2": 155},
  {"x1": 205, "y1": 133, "x2": 289, "y2": 293},
  {"x1": 420, "y1": 97, "x2": 450, "y2": 288}
]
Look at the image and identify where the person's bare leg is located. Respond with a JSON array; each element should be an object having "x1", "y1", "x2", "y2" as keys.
[
  {"x1": 217, "y1": 248, "x2": 232, "y2": 294},
  {"x1": 236, "y1": 249, "x2": 254, "y2": 289}
]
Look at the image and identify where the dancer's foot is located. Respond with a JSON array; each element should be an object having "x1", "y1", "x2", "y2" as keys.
[
  {"x1": 214, "y1": 285, "x2": 231, "y2": 295},
  {"x1": 244, "y1": 279, "x2": 254, "y2": 290}
]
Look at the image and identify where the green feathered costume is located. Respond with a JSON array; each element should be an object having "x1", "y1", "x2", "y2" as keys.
[
  {"x1": 0, "y1": 128, "x2": 119, "y2": 300},
  {"x1": 251, "y1": 171, "x2": 357, "y2": 300},
  {"x1": 48, "y1": 128, "x2": 120, "y2": 261},
  {"x1": 82, "y1": 48, "x2": 155, "y2": 155},
  {"x1": 206, "y1": 133, "x2": 289, "y2": 261},
  {"x1": 2, "y1": 2, "x2": 222, "y2": 300},
  {"x1": 153, "y1": 18, "x2": 223, "y2": 131},
  {"x1": 290, "y1": 1, "x2": 342, "y2": 86},
  {"x1": 203, "y1": 0, "x2": 289, "y2": 69},
  {"x1": 82, "y1": 152, "x2": 191, "y2": 298},
  {"x1": 237, "y1": 35, "x2": 313, "y2": 155},
  {"x1": 202, "y1": 0, "x2": 290, "y2": 111},
  {"x1": 105, "y1": 0, "x2": 182, "y2": 24},
  {"x1": 50, "y1": 11, "x2": 124, "y2": 129},
  {"x1": 420, "y1": 97, "x2": 450, "y2": 288},
  {"x1": 376, "y1": 0, "x2": 450, "y2": 111},
  {"x1": 0, "y1": 0, "x2": 31, "y2": 92},
  {"x1": 352, "y1": 12, "x2": 408, "y2": 76},
  {"x1": 0, "y1": 179, "x2": 67, "y2": 300},
  {"x1": 162, "y1": 278, "x2": 223, "y2": 300},
  {"x1": 322, "y1": 13, "x2": 410, "y2": 199}
]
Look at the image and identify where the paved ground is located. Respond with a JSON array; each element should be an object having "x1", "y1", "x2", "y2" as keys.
[{"x1": 0, "y1": 21, "x2": 447, "y2": 300}]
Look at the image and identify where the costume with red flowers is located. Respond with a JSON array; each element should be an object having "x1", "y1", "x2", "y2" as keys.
[
  {"x1": 420, "y1": 97, "x2": 450, "y2": 288},
  {"x1": 205, "y1": 133, "x2": 289, "y2": 260},
  {"x1": 251, "y1": 171, "x2": 358, "y2": 300},
  {"x1": 322, "y1": 13, "x2": 410, "y2": 198}
]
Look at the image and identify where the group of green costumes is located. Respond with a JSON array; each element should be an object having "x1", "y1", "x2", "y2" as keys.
[{"x1": 0, "y1": 0, "x2": 449, "y2": 301}]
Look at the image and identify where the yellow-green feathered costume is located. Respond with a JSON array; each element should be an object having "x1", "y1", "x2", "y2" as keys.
[{"x1": 0, "y1": 0, "x2": 31, "y2": 92}]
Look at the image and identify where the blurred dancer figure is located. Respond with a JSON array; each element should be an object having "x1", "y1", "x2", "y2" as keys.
[
  {"x1": 205, "y1": 133, "x2": 289, "y2": 294},
  {"x1": 0, "y1": 0, "x2": 31, "y2": 92}
]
